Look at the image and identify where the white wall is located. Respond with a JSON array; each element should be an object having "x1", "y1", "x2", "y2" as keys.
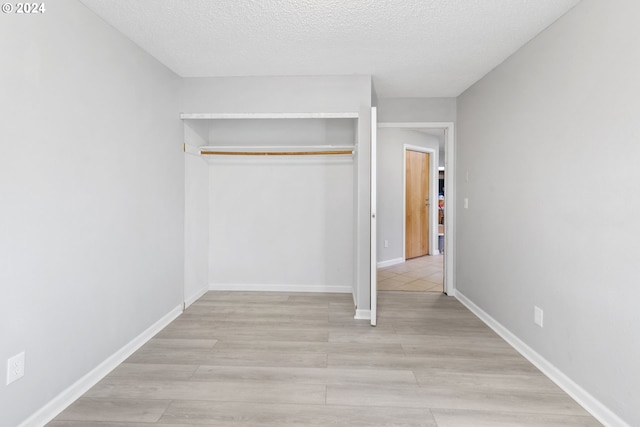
[
  {"x1": 184, "y1": 154, "x2": 209, "y2": 305},
  {"x1": 180, "y1": 76, "x2": 371, "y2": 115},
  {"x1": 180, "y1": 76, "x2": 372, "y2": 310},
  {"x1": 377, "y1": 129, "x2": 440, "y2": 263},
  {"x1": 207, "y1": 118, "x2": 356, "y2": 147},
  {"x1": 208, "y1": 157, "x2": 353, "y2": 292},
  {"x1": 377, "y1": 97, "x2": 456, "y2": 123},
  {"x1": 0, "y1": 1, "x2": 183, "y2": 426},
  {"x1": 184, "y1": 121, "x2": 210, "y2": 305},
  {"x1": 183, "y1": 116, "x2": 356, "y2": 296},
  {"x1": 456, "y1": 0, "x2": 640, "y2": 425}
]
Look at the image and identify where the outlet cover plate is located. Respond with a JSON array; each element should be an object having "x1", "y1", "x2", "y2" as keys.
[{"x1": 7, "y1": 351, "x2": 25, "y2": 385}]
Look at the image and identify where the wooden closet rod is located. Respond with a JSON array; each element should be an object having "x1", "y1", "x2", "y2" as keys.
[{"x1": 200, "y1": 150, "x2": 353, "y2": 156}]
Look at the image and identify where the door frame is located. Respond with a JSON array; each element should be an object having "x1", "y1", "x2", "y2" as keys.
[
  {"x1": 370, "y1": 107, "x2": 377, "y2": 326},
  {"x1": 403, "y1": 145, "x2": 438, "y2": 260},
  {"x1": 376, "y1": 122, "x2": 456, "y2": 296}
]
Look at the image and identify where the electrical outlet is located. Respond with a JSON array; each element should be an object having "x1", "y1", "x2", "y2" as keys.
[
  {"x1": 7, "y1": 351, "x2": 25, "y2": 385},
  {"x1": 384, "y1": 240, "x2": 389, "y2": 248},
  {"x1": 534, "y1": 306, "x2": 544, "y2": 328}
]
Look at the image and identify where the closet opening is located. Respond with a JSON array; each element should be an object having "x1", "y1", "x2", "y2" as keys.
[{"x1": 182, "y1": 113, "x2": 361, "y2": 310}]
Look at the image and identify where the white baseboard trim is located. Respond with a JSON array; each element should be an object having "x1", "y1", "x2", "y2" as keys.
[
  {"x1": 377, "y1": 258, "x2": 404, "y2": 268},
  {"x1": 209, "y1": 283, "x2": 352, "y2": 294},
  {"x1": 184, "y1": 286, "x2": 209, "y2": 308},
  {"x1": 20, "y1": 304, "x2": 183, "y2": 427},
  {"x1": 354, "y1": 309, "x2": 371, "y2": 320},
  {"x1": 455, "y1": 291, "x2": 628, "y2": 427}
]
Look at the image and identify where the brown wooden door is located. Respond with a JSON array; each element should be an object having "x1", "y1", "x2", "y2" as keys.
[{"x1": 406, "y1": 150, "x2": 429, "y2": 259}]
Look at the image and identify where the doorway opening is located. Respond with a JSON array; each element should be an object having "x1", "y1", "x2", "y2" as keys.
[
  {"x1": 371, "y1": 120, "x2": 455, "y2": 325},
  {"x1": 379, "y1": 142, "x2": 442, "y2": 293}
]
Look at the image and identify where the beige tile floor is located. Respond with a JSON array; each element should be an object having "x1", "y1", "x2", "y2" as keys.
[
  {"x1": 48, "y1": 291, "x2": 601, "y2": 427},
  {"x1": 378, "y1": 254, "x2": 444, "y2": 292}
]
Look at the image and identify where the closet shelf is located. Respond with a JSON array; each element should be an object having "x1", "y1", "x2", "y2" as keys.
[
  {"x1": 181, "y1": 112, "x2": 358, "y2": 120},
  {"x1": 199, "y1": 145, "x2": 355, "y2": 156}
]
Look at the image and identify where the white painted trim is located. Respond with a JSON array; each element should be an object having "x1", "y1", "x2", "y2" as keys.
[
  {"x1": 370, "y1": 106, "x2": 377, "y2": 327},
  {"x1": 352, "y1": 124, "x2": 360, "y2": 316},
  {"x1": 402, "y1": 144, "x2": 438, "y2": 258},
  {"x1": 455, "y1": 291, "x2": 629, "y2": 427},
  {"x1": 180, "y1": 112, "x2": 359, "y2": 120},
  {"x1": 200, "y1": 145, "x2": 355, "y2": 152},
  {"x1": 209, "y1": 283, "x2": 353, "y2": 294},
  {"x1": 184, "y1": 286, "x2": 208, "y2": 309},
  {"x1": 378, "y1": 122, "x2": 452, "y2": 128},
  {"x1": 19, "y1": 305, "x2": 183, "y2": 427},
  {"x1": 183, "y1": 143, "x2": 201, "y2": 156},
  {"x1": 354, "y1": 309, "x2": 371, "y2": 320},
  {"x1": 443, "y1": 124, "x2": 455, "y2": 296},
  {"x1": 377, "y1": 257, "x2": 404, "y2": 268}
]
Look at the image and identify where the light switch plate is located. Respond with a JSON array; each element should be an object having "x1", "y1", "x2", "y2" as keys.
[{"x1": 534, "y1": 306, "x2": 544, "y2": 327}]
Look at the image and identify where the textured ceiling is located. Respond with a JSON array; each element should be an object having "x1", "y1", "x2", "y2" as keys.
[{"x1": 79, "y1": 0, "x2": 580, "y2": 97}]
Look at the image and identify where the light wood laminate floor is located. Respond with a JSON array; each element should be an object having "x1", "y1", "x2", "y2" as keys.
[{"x1": 49, "y1": 291, "x2": 601, "y2": 426}]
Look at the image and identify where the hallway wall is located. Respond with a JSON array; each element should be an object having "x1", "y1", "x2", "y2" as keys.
[{"x1": 377, "y1": 129, "x2": 440, "y2": 264}]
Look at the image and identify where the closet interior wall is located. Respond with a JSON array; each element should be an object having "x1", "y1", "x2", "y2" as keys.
[
  {"x1": 184, "y1": 117, "x2": 357, "y2": 301},
  {"x1": 184, "y1": 120, "x2": 210, "y2": 306}
]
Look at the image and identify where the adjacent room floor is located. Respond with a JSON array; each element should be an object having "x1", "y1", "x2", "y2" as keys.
[
  {"x1": 378, "y1": 254, "x2": 444, "y2": 292},
  {"x1": 48, "y1": 291, "x2": 600, "y2": 426}
]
